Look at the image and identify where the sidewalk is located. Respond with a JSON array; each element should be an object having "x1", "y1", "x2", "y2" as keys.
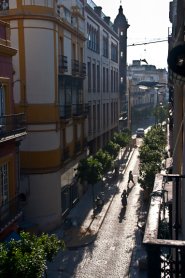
[
  {"x1": 48, "y1": 146, "x2": 148, "y2": 277},
  {"x1": 53, "y1": 146, "x2": 134, "y2": 249}
]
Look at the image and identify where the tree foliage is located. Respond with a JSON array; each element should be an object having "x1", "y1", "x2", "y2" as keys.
[
  {"x1": 104, "y1": 140, "x2": 120, "y2": 159},
  {"x1": 77, "y1": 156, "x2": 103, "y2": 185},
  {"x1": 0, "y1": 232, "x2": 65, "y2": 278},
  {"x1": 138, "y1": 125, "x2": 167, "y2": 192},
  {"x1": 94, "y1": 149, "x2": 112, "y2": 174},
  {"x1": 112, "y1": 131, "x2": 131, "y2": 148}
]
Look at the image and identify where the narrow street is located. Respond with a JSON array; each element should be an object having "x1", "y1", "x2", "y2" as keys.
[
  {"x1": 49, "y1": 143, "x2": 146, "y2": 278},
  {"x1": 74, "y1": 148, "x2": 141, "y2": 278}
]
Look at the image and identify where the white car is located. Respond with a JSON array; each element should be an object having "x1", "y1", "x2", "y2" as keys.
[{"x1": 136, "y1": 128, "x2": 145, "y2": 138}]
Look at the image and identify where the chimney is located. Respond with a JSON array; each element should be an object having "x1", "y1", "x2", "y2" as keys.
[
  {"x1": 94, "y1": 6, "x2": 102, "y2": 17},
  {"x1": 104, "y1": 16, "x2": 110, "y2": 25}
]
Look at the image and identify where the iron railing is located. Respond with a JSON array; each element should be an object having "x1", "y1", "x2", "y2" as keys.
[
  {"x1": 80, "y1": 62, "x2": 86, "y2": 77},
  {"x1": 75, "y1": 142, "x2": 81, "y2": 153},
  {"x1": 59, "y1": 105, "x2": 72, "y2": 119},
  {"x1": 72, "y1": 104, "x2": 89, "y2": 116},
  {"x1": 58, "y1": 55, "x2": 68, "y2": 74},
  {"x1": 143, "y1": 173, "x2": 185, "y2": 277},
  {"x1": 0, "y1": 113, "x2": 26, "y2": 139},
  {"x1": 60, "y1": 104, "x2": 89, "y2": 119},
  {"x1": 71, "y1": 59, "x2": 80, "y2": 75},
  {"x1": 63, "y1": 146, "x2": 70, "y2": 161},
  {"x1": 0, "y1": 195, "x2": 23, "y2": 232}
]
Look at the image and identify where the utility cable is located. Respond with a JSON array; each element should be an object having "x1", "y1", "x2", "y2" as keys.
[{"x1": 128, "y1": 39, "x2": 168, "y2": 47}]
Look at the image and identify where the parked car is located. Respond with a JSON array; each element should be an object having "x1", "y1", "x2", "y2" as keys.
[{"x1": 136, "y1": 128, "x2": 145, "y2": 138}]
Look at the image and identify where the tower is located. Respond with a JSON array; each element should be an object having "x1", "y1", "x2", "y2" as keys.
[{"x1": 114, "y1": 5, "x2": 129, "y2": 127}]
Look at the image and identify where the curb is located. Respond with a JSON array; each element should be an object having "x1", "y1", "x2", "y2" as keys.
[{"x1": 65, "y1": 147, "x2": 137, "y2": 250}]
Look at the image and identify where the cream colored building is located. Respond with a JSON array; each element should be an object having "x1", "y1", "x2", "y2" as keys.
[
  {"x1": 85, "y1": 2, "x2": 120, "y2": 153},
  {"x1": 0, "y1": 0, "x2": 87, "y2": 231}
]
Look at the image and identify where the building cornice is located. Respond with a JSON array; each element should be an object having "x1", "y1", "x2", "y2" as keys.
[{"x1": 0, "y1": 13, "x2": 86, "y2": 41}]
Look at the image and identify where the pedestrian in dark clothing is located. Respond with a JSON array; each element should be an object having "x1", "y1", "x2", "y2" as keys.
[
  {"x1": 128, "y1": 170, "x2": 135, "y2": 186},
  {"x1": 121, "y1": 189, "x2": 127, "y2": 207}
]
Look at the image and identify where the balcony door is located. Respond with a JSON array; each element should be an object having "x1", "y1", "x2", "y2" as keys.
[
  {"x1": 0, "y1": 163, "x2": 9, "y2": 206},
  {"x1": 0, "y1": 86, "x2": 5, "y2": 116}
]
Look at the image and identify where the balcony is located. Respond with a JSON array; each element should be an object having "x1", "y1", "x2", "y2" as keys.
[
  {"x1": 63, "y1": 146, "x2": 70, "y2": 161},
  {"x1": 72, "y1": 103, "x2": 89, "y2": 117},
  {"x1": 143, "y1": 173, "x2": 185, "y2": 277},
  {"x1": 58, "y1": 55, "x2": 68, "y2": 74},
  {"x1": 59, "y1": 105, "x2": 72, "y2": 119},
  {"x1": 80, "y1": 62, "x2": 86, "y2": 77},
  {"x1": 0, "y1": 113, "x2": 26, "y2": 140},
  {"x1": 71, "y1": 59, "x2": 80, "y2": 76},
  {"x1": 75, "y1": 142, "x2": 81, "y2": 153},
  {"x1": 0, "y1": 195, "x2": 23, "y2": 234}
]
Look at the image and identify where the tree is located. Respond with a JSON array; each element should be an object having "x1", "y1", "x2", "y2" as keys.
[
  {"x1": 104, "y1": 141, "x2": 120, "y2": 159},
  {"x1": 138, "y1": 125, "x2": 167, "y2": 194},
  {"x1": 77, "y1": 156, "x2": 103, "y2": 209},
  {"x1": 112, "y1": 131, "x2": 131, "y2": 148},
  {"x1": 95, "y1": 149, "x2": 113, "y2": 174},
  {"x1": 0, "y1": 232, "x2": 65, "y2": 278}
]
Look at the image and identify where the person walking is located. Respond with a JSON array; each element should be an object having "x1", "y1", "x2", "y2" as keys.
[
  {"x1": 127, "y1": 170, "x2": 135, "y2": 186},
  {"x1": 121, "y1": 189, "x2": 127, "y2": 208}
]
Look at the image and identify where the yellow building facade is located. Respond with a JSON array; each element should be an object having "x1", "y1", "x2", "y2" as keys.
[{"x1": 0, "y1": 0, "x2": 87, "y2": 231}]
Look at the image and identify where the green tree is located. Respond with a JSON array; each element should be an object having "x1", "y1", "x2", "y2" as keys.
[
  {"x1": 138, "y1": 125, "x2": 166, "y2": 194},
  {"x1": 112, "y1": 131, "x2": 131, "y2": 148},
  {"x1": 0, "y1": 232, "x2": 65, "y2": 278},
  {"x1": 105, "y1": 141, "x2": 120, "y2": 159},
  {"x1": 77, "y1": 156, "x2": 103, "y2": 208},
  {"x1": 95, "y1": 149, "x2": 113, "y2": 174}
]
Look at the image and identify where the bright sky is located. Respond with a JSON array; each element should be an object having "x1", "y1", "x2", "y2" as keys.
[{"x1": 95, "y1": 0, "x2": 171, "y2": 69}]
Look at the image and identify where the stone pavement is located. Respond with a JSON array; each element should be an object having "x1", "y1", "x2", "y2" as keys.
[{"x1": 49, "y1": 146, "x2": 148, "y2": 277}]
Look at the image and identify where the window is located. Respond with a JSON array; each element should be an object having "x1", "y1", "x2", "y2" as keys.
[
  {"x1": 97, "y1": 103, "x2": 100, "y2": 130},
  {"x1": 87, "y1": 23, "x2": 99, "y2": 53},
  {"x1": 97, "y1": 64, "x2": 100, "y2": 92},
  {"x1": 120, "y1": 51, "x2": 124, "y2": 58},
  {"x1": 103, "y1": 32, "x2": 108, "y2": 58},
  {"x1": 0, "y1": 85, "x2": 5, "y2": 116},
  {"x1": 111, "y1": 42, "x2": 118, "y2": 62},
  {"x1": 88, "y1": 61, "x2": 91, "y2": 92},
  {"x1": 106, "y1": 68, "x2": 109, "y2": 92},
  {"x1": 88, "y1": 103, "x2": 92, "y2": 134},
  {"x1": 0, "y1": 0, "x2": 9, "y2": 11},
  {"x1": 103, "y1": 67, "x2": 105, "y2": 92},
  {"x1": 92, "y1": 63, "x2": 96, "y2": 92},
  {"x1": 111, "y1": 69, "x2": 113, "y2": 92},
  {"x1": 120, "y1": 31, "x2": 123, "y2": 36},
  {"x1": 93, "y1": 104, "x2": 96, "y2": 132},
  {"x1": 0, "y1": 163, "x2": 9, "y2": 205}
]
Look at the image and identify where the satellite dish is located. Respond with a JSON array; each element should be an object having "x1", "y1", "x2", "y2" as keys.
[{"x1": 167, "y1": 44, "x2": 185, "y2": 77}]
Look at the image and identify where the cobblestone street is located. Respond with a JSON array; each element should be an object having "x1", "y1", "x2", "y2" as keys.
[{"x1": 47, "y1": 144, "x2": 147, "y2": 278}]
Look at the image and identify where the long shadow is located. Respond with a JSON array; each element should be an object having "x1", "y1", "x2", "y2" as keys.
[
  {"x1": 127, "y1": 184, "x2": 135, "y2": 195},
  {"x1": 118, "y1": 207, "x2": 126, "y2": 223},
  {"x1": 47, "y1": 149, "x2": 135, "y2": 277}
]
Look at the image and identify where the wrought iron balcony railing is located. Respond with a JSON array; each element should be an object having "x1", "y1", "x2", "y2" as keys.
[
  {"x1": 80, "y1": 62, "x2": 86, "y2": 77},
  {"x1": 58, "y1": 55, "x2": 68, "y2": 74},
  {"x1": 143, "y1": 173, "x2": 185, "y2": 277},
  {"x1": 63, "y1": 146, "x2": 70, "y2": 161},
  {"x1": 0, "y1": 195, "x2": 23, "y2": 233},
  {"x1": 0, "y1": 113, "x2": 26, "y2": 139},
  {"x1": 59, "y1": 105, "x2": 72, "y2": 119},
  {"x1": 72, "y1": 104, "x2": 89, "y2": 117},
  {"x1": 71, "y1": 59, "x2": 80, "y2": 75},
  {"x1": 75, "y1": 142, "x2": 81, "y2": 153}
]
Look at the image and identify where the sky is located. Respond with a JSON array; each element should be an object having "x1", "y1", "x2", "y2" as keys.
[{"x1": 94, "y1": 0, "x2": 171, "y2": 69}]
